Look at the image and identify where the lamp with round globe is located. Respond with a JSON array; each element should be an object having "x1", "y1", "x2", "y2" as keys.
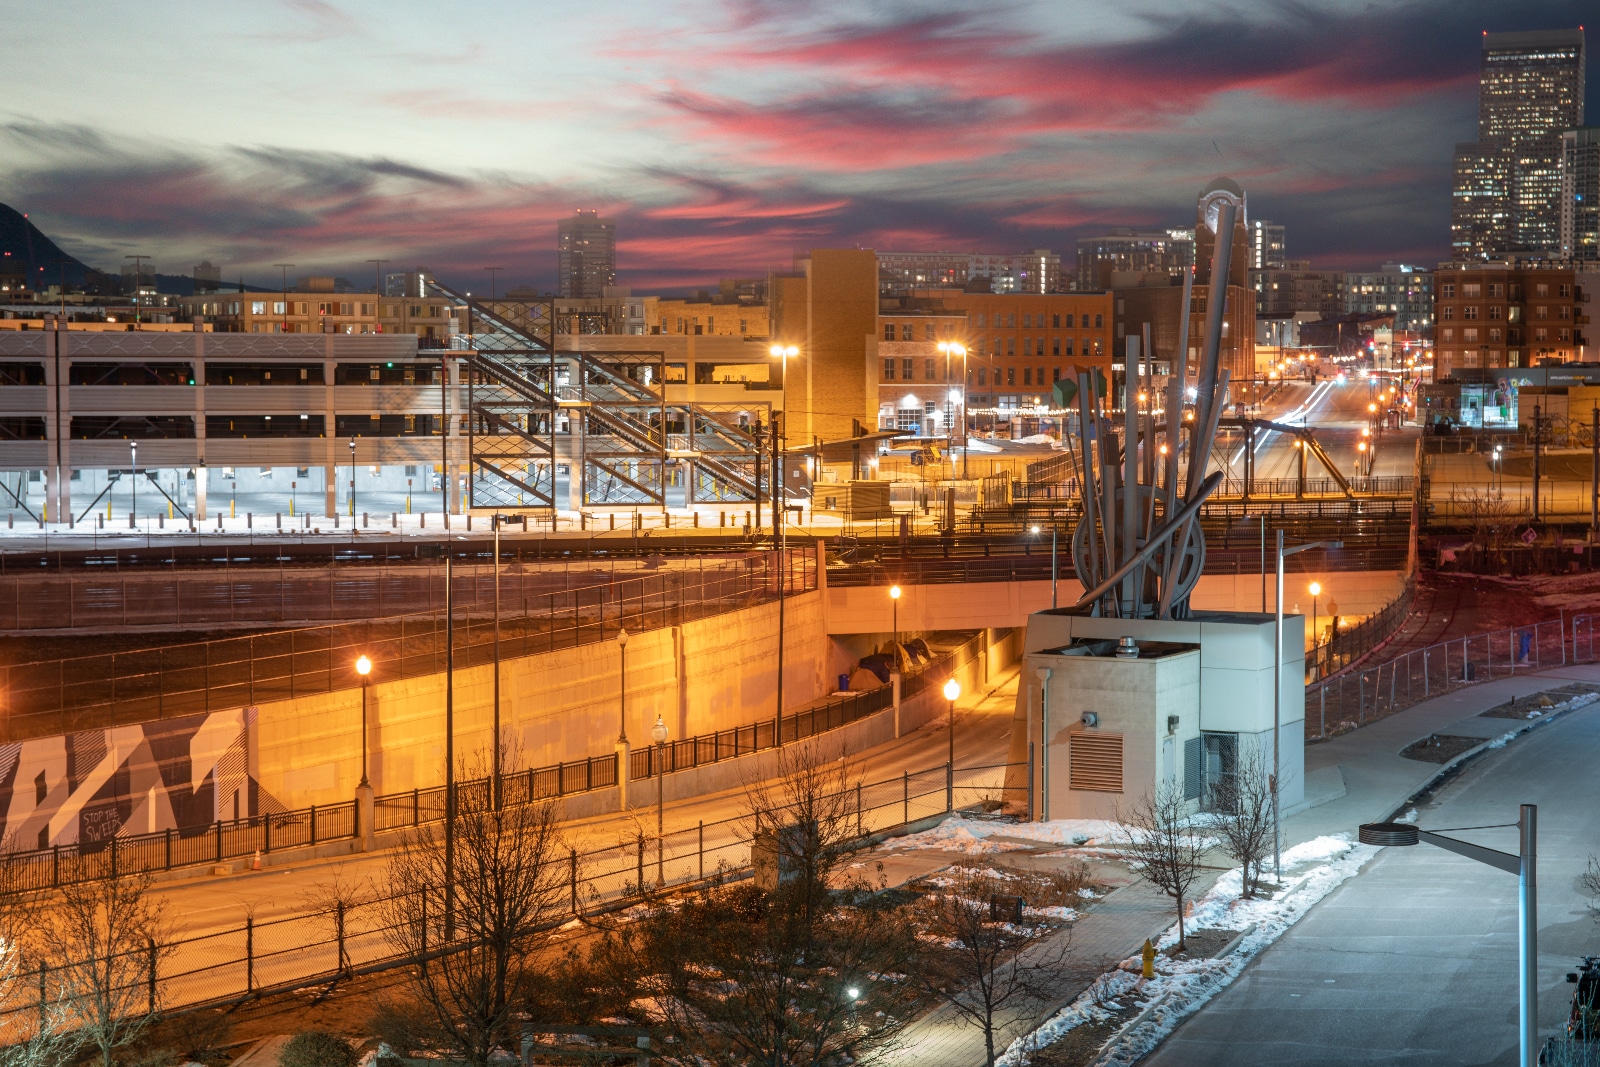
[
  {"x1": 651, "y1": 713, "x2": 669, "y2": 885},
  {"x1": 355, "y1": 655, "x2": 373, "y2": 787},
  {"x1": 943, "y1": 677, "x2": 961, "y2": 802}
]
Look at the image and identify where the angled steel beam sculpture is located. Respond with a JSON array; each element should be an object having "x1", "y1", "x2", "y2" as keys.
[{"x1": 1071, "y1": 201, "x2": 1238, "y2": 619}]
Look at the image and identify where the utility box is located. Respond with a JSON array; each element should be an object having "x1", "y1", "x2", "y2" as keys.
[
  {"x1": 814, "y1": 480, "x2": 891, "y2": 520},
  {"x1": 750, "y1": 821, "x2": 817, "y2": 890}
]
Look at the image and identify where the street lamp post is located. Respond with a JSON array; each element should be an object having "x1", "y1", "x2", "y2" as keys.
[
  {"x1": 130, "y1": 441, "x2": 138, "y2": 526},
  {"x1": 1030, "y1": 524, "x2": 1059, "y2": 609},
  {"x1": 889, "y1": 584, "x2": 903, "y2": 734},
  {"x1": 1359, "y1": 808, "x2": 1539, "y2": 1067},
  {"x1": 617, "y1": 626, "x2": 630, "y2": 807},
  {"x1": 349, "y1": 436, "x2": 357, "y2": 518},
  {"x1": 889, "y1": 584, "x2": 901, "y2": 652},
  {"x1": 942, "y1": 678, "x2": 960, "y2": 810},
  {"x1": 1274, "y1": 534, "x2": 1341, "y2": 881},
  {"x1": 651, "y1": 714, "x2": 669, "y2": 886},
  {"x1": 1309, "y1": 581, "x2": 1322, "y2": 651},
  {"x1": 938, "y1": 342, "x2": 969, "y2": 480},
  {"x1": 355, "y1": 655, "x2": 373, "y2": 787}
]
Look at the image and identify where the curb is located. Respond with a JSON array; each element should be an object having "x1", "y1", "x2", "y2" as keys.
[{"x1": 1383, "y1": 690, "x2": 1598, "y2": 822}]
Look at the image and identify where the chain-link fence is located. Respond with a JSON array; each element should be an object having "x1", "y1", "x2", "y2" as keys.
[
  {"x1": 0, "y1": 759, "x2": 1024, "y2": 1026},
  {"x1": 1, "y1": 548, "x2": 817, "y2": 744},
  {"x1": 1306, "y1": 616, "x2": 1578, "y2": 740}
]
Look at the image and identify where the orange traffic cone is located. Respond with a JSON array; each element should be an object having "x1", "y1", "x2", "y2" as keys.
[{"x1": 251, "y1": 849, "x2": 263, "y2": 870}]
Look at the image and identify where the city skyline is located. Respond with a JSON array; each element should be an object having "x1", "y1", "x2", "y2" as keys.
[{"x1": 2, "y1": 0, "x2": 1596, "y2": 293}]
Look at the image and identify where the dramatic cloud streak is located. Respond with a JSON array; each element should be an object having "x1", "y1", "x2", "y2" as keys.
[{"x1": 0, "y1": 0, "x2": 1594, "y2": 291}]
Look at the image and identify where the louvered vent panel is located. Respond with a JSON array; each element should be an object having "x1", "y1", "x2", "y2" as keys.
[{"x1": 1069, "y1": 733, "x2": 1124, "y2": 793}]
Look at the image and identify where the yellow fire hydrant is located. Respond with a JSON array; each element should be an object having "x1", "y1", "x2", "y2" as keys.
[{"x1": 1141, "y1": 938, "x2": 1156, "y2": 979}]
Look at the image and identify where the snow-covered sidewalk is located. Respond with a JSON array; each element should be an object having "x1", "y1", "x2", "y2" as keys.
[{"x1": 997, "y1": 834, "x2": 1376, "y2": 1066}]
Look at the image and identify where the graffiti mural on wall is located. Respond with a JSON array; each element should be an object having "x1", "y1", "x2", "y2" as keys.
[{"x1": 0, "y1": 706, "x2": 283, "y2": 850}]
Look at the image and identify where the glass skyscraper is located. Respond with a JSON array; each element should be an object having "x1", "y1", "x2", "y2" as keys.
[{"x1": 1451, "y1": 29, "x2": 1585, "y2": 260}]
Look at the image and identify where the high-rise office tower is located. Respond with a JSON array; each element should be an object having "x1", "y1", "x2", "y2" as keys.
[
  {"x1": 1563, "y1": 127, "x2": 1600, "y2": 261},
  {"x1": 1451, "y1": 28, "x2": 1585, "y2": 260},
  {"x1": 1248, "y1": 219, "x2": 1285, "y2": 270},
  {"x1": 558, "y1": 210, "x2": 616, "y2": 299}
]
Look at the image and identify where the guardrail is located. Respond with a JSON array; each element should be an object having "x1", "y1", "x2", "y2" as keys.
[
  {"x1": 0, "y1": 548, "x2": 818, "y2": 744},
  {"x1": 1306, "y1": 578, "x2": 1416, "y2": 682},
  {"x1": 0, "y1": 759, "x2": 1025, "y2": 1025},
  {"x1": 372, "y1": 632, "x2": 989, "y2": 832},
  {"x1": 1305, "y1": 615, "x2": 1586, "y2": 740}
]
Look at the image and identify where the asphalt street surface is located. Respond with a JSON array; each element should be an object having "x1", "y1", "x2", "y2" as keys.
[{"x1": 1145, "y1": 701, "x2": 1600, "y2": 1066}]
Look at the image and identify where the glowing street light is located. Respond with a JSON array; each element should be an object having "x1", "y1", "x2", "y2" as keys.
[
  {"x1": 943, "y1": 677, "x2": 961, "y2": 805},
  {"x1": 355, "y1": 654, "x2": 373, "y2": 787}
]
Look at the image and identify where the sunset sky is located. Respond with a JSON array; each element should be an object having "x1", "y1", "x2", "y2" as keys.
[{"x1": 3, "y1": 0, "x2": 1594, "y2": 292}]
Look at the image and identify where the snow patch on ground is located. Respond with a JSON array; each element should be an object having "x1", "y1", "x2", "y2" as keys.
[
  {"x1": 998, "y1": 835, "x2": 1377, "y2": 1067},
  {"x1": 887, "y1": 815, "x2": 1126, "y2": 853}
]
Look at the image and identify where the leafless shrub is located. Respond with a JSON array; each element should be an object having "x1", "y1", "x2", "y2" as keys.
[
  {"x1": 912, "y1": 872, "x2": 1073, "y2": 1067},
  {"x1": 1210, "y1": 749, "x2": 1278, "y2": 898},
  {"x1": 374, "y1": 750, "x2": 571, "y2": 1067},
  {"x1": 1118, "y1": 784, "x2": 1206, "y2": 951},
  {"x1": 36, "y1": 869, "x2": 171, "y2": 1067}
]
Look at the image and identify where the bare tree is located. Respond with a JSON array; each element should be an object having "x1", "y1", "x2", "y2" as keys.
[
  {"x1": 573, "y1": 742, "x2": 926, "y2": 1067},
  {"x1": 742, "y1": 741, "x2": 868, "y2": 928},
  {"x1": 912, "y1": 873, "x2": 1073, "y2": 1067},
  {"x1": 374, "y1": 752, "x2": 571, "y2": 1067},
  {"x1": 581, "y1": 879, "x2": 922, "y2": 1067},
  {"x1": 39, "y1": 869, "x2": 170, "y2": 1067},
  {"x1": 0, "y1": 868, "x2": 70, "y2": 1067},
  {"x1": 1210, "y1": 748, "x2": 1277, "y2": 899},
  {"x1": 1119, "y1": 784, "x2": 1206, "y2": 951}
]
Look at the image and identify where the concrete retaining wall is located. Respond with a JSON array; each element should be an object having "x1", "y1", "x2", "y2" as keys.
[
  {"x1": 822, "y1": 570, "x2": 1407, "y2": 634},
  {"x1": 254, "y1": 592, "x2": 830, "y2": 809}
]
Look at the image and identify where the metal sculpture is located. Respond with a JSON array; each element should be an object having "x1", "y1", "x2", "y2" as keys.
[{"x1": 1070, "y1": 201, "x2": 1240, "y2": 619}]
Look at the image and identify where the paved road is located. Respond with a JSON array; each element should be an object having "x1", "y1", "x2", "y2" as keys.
[
  {"x1": 1145, "y1": 700, "x2": 1600, "y2": 1066},
  {"x1": 148, "y1": 669, "x2": 1022, "y2": 941}
]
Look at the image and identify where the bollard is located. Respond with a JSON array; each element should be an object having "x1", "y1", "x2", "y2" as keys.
[{"x1": 277, "y1": 513, "x2": 282, "y2": 530}]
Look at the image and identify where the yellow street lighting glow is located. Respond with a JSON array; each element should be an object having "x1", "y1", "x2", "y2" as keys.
[
  {"x1": 355, "y1": 655, "x2": 372, "y2": 676},
  {"x1": 1309, "y1": 581, "x2": 1322, "y2": 596},
  {"x1": 943, "y1": 678, "x2": 961, "y2": 701},
  {"x1": 889, "y1": 585, "x2": 902, "y2": 600}
]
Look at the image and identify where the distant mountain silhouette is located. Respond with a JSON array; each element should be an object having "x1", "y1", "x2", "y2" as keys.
[
  {"x1": 0, "y1": 202, "x2": 94, "y2": 288},
  {"x1": 0, "y1": 203, "x2": 263, "y2": 296}
]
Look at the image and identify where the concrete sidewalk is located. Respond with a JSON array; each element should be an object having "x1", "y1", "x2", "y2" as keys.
[
  {"x1": 1286, "y1": 661, "x2": 1600, "y2": 848},
  {"x1": 882, "y1": 879, "x2": 1193, "y2": 1067},
  {"x1": 887, "y1": 661, "x2": 1600, "y2": 1067}
]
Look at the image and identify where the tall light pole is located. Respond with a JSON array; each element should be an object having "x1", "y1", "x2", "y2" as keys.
[
  {"x1": 274, "y1": 264, "x2": 294, "y2": 334},
  {"x1": 943, "y1": 677, "x2": 960, "y2": 780},
  {"x1": 355, "y1": 655, "x2": 373, "y2": 787},
  {"x1": 1360, "y1": 807, "x2": 1539, "y2": 1067},
  {"x1": 484, "y1": 266, "x2": 503, "y2": 301},
  {"x1": 124, "y1": 255, "x2": 148, "y2": 323},
  {"x1": 443, "y1": 542, "x2": 456, "y2": 938},
  {"x1": 1030, "y1": 524, "x2": 1058, "y2": 609},
  {"x1": 1309, "y1": 581, "x2": 1322, "y2": 651},
  {"x1": 889, "y1": 584, "x2": 901, "y2": 653},
  {"x1": 1274, "y1": 534, "x2": 1340, "y2": 880},
  {"x1": 615, "y1": 626, "x2": 630, "y2": 808},
  {"x1": 367, "y1": 259, "x2": 387, "y2": 300},
  {"x1": 651, "y1": 714, "x2": 668, "y2": 886},
  {"x1": 130, "y1": 441, "x2": 138, "y2": 525},
  {"x1": 938, "y1": 342, "x2": 969, "y2": 479},
  {"x1": 349, "y1": 436, "x2": 357, "y2": 518}
]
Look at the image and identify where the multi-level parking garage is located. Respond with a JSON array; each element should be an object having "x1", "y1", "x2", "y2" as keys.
[{"x1": 0, "y1": 300, "x2": 784, "y2": 527}]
